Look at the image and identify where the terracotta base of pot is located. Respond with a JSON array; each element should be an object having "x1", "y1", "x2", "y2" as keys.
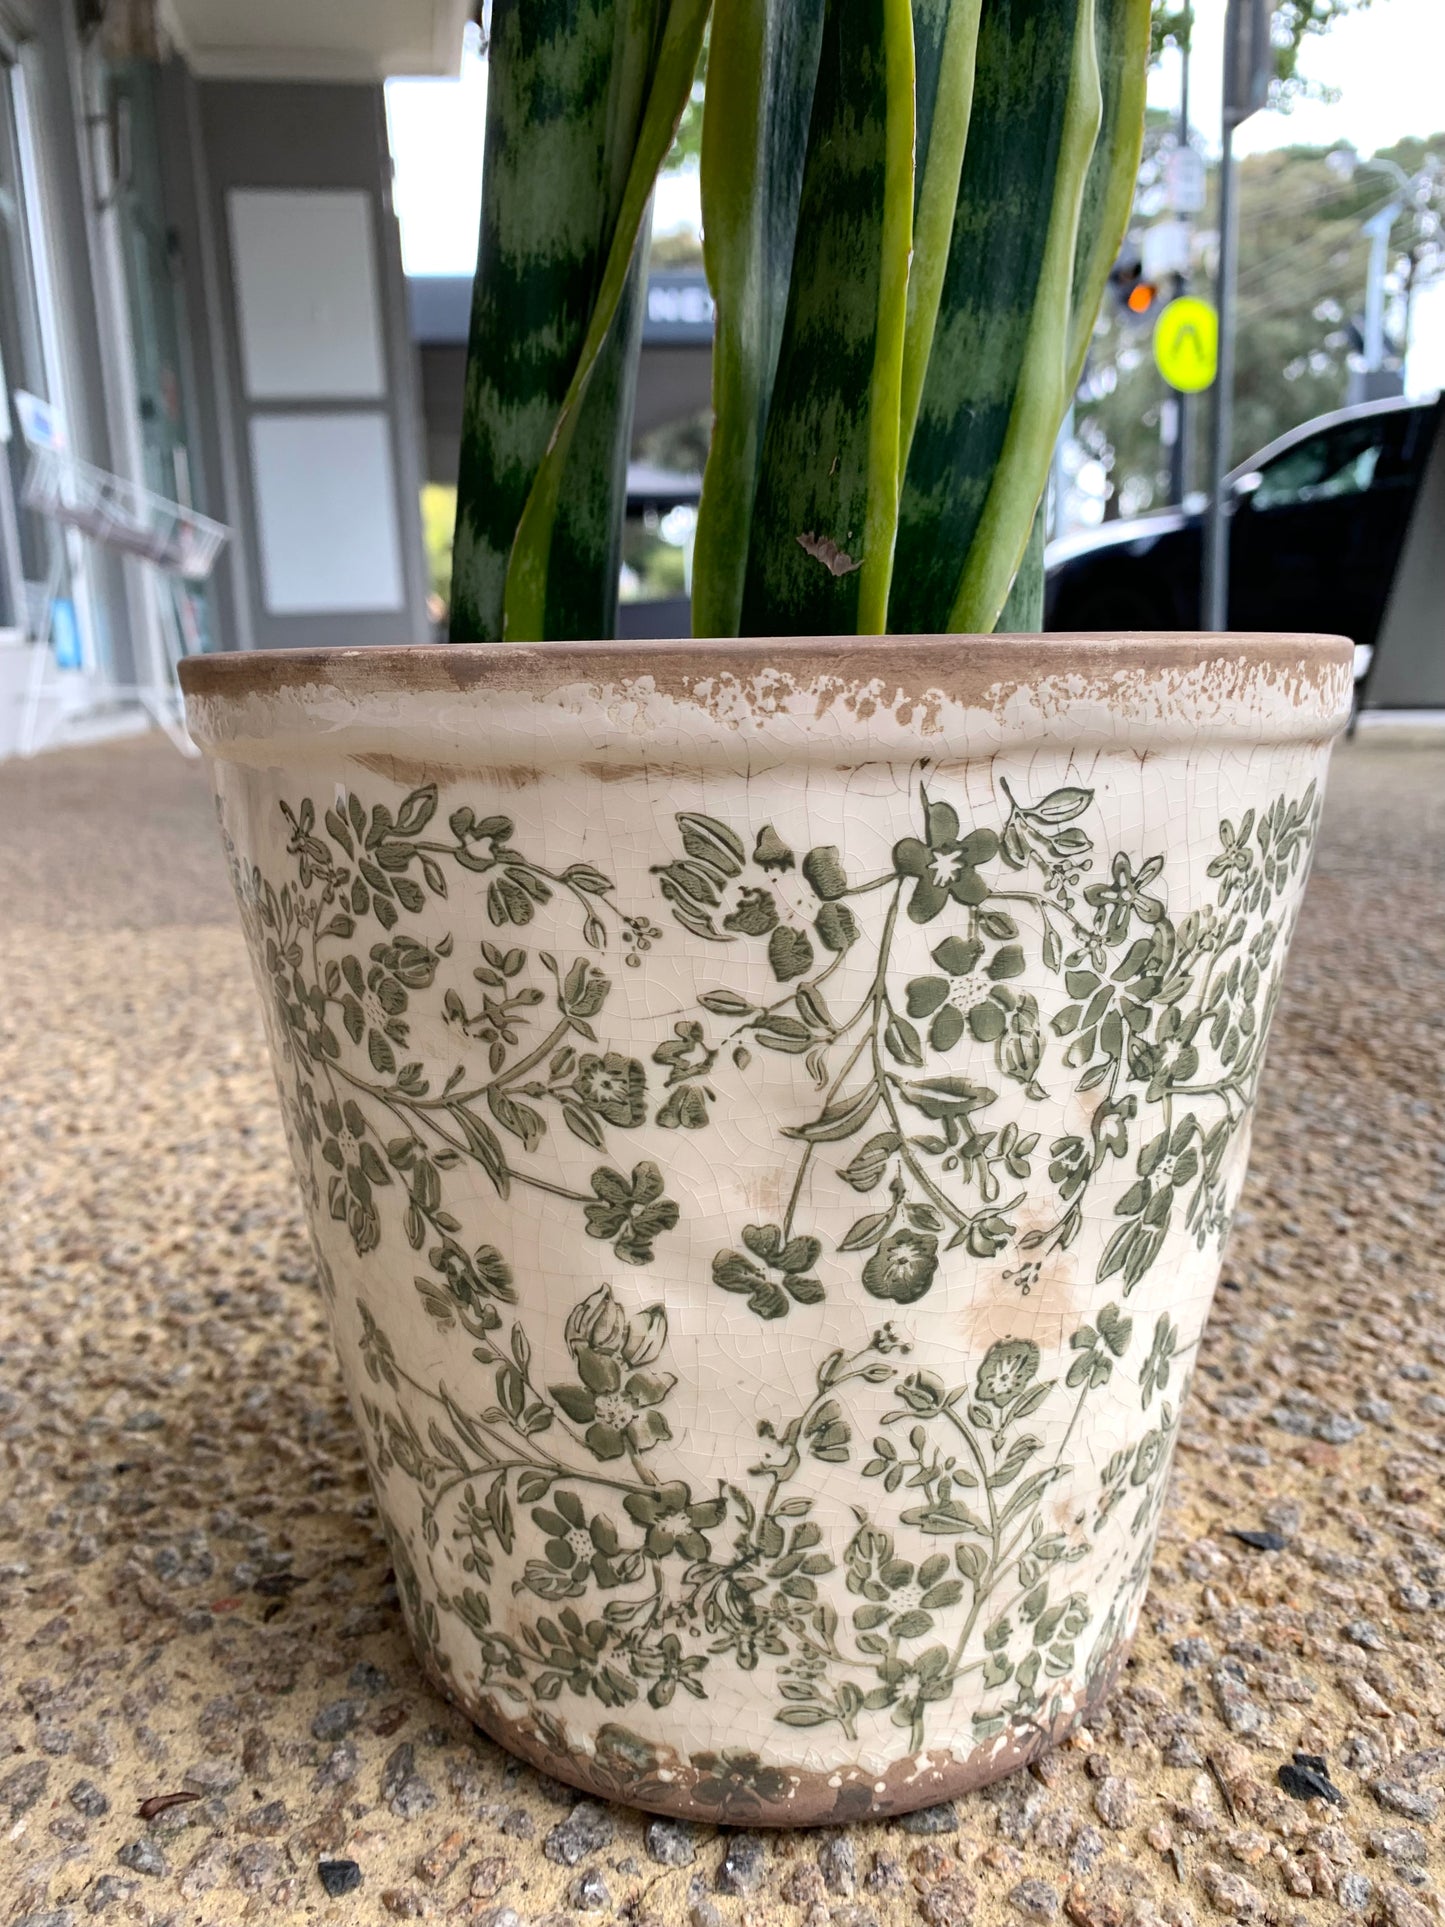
[{"x1": 417, "y1": 1632, "x2": 1133, "y2": 1827}]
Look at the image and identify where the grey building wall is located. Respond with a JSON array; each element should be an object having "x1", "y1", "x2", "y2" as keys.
[
  {"x1": 1368, "y1": 408, "x2": 1445, "y2": 709},
  {"x1": 192, "y1": 78, "x2": 429, "y2": 651},
  {"x1": 25, "y1": 0, "x2": 145, "y2": 684},
  {"x1": 153, "y1": 56, "x2": 253, "y2": 655}
]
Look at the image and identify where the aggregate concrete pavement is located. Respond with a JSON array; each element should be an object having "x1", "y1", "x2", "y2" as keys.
[{"x1": 3, "y1": 728, "x2": 1444, "y2": 1927}]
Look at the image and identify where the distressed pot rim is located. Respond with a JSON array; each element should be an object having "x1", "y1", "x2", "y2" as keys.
[
  {"x1": 180, "y1": 629, "x2": 1351, "y2": 708},
  {"x1": 180, "y1": 631, "x2": 1353, "y2": 769}
]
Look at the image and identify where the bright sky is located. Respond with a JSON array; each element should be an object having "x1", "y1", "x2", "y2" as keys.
[{"x1": 386, "y1": 0, "x2": 1445, "y2": 385}]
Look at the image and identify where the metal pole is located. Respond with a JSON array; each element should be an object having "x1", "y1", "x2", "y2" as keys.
[
  {"x1": 1171, "y1": 3, "x2": 1193, "y2": 503},
  {"x1": 1362, "y1": 203, "x2": 1400, "y2": 372},
  {"x1": 1202, "y1": 116, "x2": 1239, "y2": 632}
]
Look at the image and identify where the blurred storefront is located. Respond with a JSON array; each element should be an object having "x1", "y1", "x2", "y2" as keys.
[{"x1": 0, "y1": 0, "x2": 463, "y2": 757}]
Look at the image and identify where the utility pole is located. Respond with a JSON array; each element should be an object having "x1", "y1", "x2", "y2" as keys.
[
  {"x1": 1362, "y1": 202, "x2": 1402, "y2": 374},
  {"x1": 1170, "y1": 1, "x2": 1194, "y2": 506},
  {"x1": 1338, "y1": 153, "x2": 1412, "y2": 402},
  {"x1": 1202, "y1": 0, "x2": 1272, "y2": 633}
]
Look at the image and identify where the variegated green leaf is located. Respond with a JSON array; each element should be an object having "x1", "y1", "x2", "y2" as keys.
[
  {"x1": 451, "y1": 0, "x2": 661, "y2": 642},
  {"x1": 737, "y1": 0, "x2": 916, "y2": 638},
  {"x1": 890, "y1": 0, "x2": 1103, "y2": 637},
  {"x1": 692, "y1": 0, "x2": 827, "y2": 638},
  {"x1": 504, "y1": 0, "x2": 711, "y2": 642},
  {"x1": 901, "y1": 0, "x2": 983, "y2": 464},
  {"x1": 450, "y1": 0, "x2": 708, "y2": 644},
  {"x1": 1000, "y1": 0, "x2": 1149, "y2": 637},
  {"x1": 996, "y1": 507, "x2": 1045, "y2": 632},
  {"x1": 530, "y1": 250, "x2": 650, "y2": 640}
]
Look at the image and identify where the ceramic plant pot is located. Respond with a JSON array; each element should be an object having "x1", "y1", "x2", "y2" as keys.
[{"x1": 180, "y1": 634, "x2": 1350, "y2": 1824}]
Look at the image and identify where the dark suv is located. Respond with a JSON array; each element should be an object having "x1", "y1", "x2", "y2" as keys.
[{"x1": 1044, "y1": 394, "x2": 1442, "y2": 645}]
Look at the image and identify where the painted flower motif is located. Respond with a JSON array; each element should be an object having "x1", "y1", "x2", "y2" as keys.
[
  {"x1": 1084, "y1": 851, "x2": 1166, "y2": 941},
  {"x1": 319, "y1": 1096, "x2": 388, "y2": 1254},
  {"x1": 549, "y1": 1344, "x2": 675, "y2": 1461},
  {"x1": 1130, "y1": 1426, "x2": 1167, "y2": 1486},
  {"x1": 1136, "y1": 1005, "x2": 1201, "y2": 1103},
  {"x1": 562, "y1": 1281, "x2": 665, "y2": 1366},
  {"x1": 722, "y1": 887, "x2": 779, "y2": 936},
  {"x1": 689, "y1": 1749, "x2": 790, "y2": 1819},
  {"x1": 558, "y1": 957, "x2": 610, "y2": 1026},
  {"x1": 533, "y1": 1490, "x2": 625, "y2": 1586},
  {"x1": 632, "y1": 1631, "x2": 709, "y2": 1708},
  {"x1": 1140, "y1": 1313, "x2": 1178, "y2": 1407},
  {"x1": 862, "y1": 1229, "x2": 940, "y2": 1304},
  {"x1": 905, "y1": 935, "x2": 1027, "y2": 1049},
  {"x1": 623, "y1": 1481, "x2": 727, "y2": 1559},
  {"x1": 713, "y1": 1224, "x2": 824, "y2": 1319},
  {"x1": 339, "y1": 953, "x2": 410, "y2": 1072},
  {"x1": 892, "y1": 800, "x2": 1000, "y2": 924},
  {"x1": 572, "y1": 1052, "x2": 647, "y2": 1128},
  {"x1": 435, "y1": 1239, "x2": 515, "y2": 1312},
  {"x1": 448, "y1": 805, "x2": 516, "y2": 873},
  {"x1": 976, "y1": 1337, "x2": 1041, "y2": 1406},
  {"x1": 876, "y1": 1643, "x2": 954, "y2": 1719},
  {"x1": 1207, "y1": 810, "x2": 1258, "y2": 905},
  {"x1": 1131, "y1": 1116, "x2": 1201, "y2": 1202},
  {"x1": 652, "y1": 1021, "x2": 716, "y2": 1130},
  {"x1": 583, "y1": 1161, "x2": 679, "y2": 1266},
  {"x1": 374, "y1": 933, "x2": 445, "y2": 990},
  {"x1": 848, "y1": 1546, "x2": 964, "y2": 1637}
]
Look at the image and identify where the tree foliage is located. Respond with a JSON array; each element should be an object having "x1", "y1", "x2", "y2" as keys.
[
  {"x1": 1151, "y1": 0, "x2": 1377, "y2": 101},
  {"x1": 1074, "y1": 127, "x2": 1445, "y2": 522}
]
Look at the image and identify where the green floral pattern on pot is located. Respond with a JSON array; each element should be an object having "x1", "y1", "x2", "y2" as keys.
[{"x1": 184, "y1": 640, "x2": 1348, "y2": 1822}]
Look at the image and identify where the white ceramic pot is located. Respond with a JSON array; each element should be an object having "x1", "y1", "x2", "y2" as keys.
[{"x1": 181, "y1": 634, "x2": 1349, "y2": 1824}]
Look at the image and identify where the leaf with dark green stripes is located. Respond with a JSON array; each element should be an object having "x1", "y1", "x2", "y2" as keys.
[
  {"x1": 737, "y1": 0, "x2": 916, "y2": 638},
  {"x1": 999, "y1": 0, "x2": 1149, "y2": 640},
  {"x1": 890, "y1": 0, "x2": 1104, "y2": 637},
  {"x1": 530, "y1": 246, "x2": 650, "y2": 641},
  {"x1": 692, "y1": 0, "x2": 826, "y2": 638},
  {"x1": 996, "y1": 506, "x2": 1045, "y2": 633},
  {"x1": 450, "y1": 0, "x2": 658, "y2": 642},
  {"x1": 901, "y1": 0, "x2": 983, "y2": 464},
  {"x1": 504, "y1": 0, "x2": 711, "y2": 642}
]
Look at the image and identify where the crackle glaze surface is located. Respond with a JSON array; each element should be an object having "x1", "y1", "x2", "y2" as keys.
[{"x1": 182, "y1": 635, "x2": 1350, "y2": 1824}]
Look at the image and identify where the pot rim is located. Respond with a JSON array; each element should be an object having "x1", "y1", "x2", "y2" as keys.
[{"x1": 180, "y1": 630, "x2": 1351, "y2": 705}]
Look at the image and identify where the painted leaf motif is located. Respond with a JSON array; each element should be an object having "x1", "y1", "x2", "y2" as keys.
[{"x1": 237, "y1": 769, "x2": 1321, "y2": 1759}]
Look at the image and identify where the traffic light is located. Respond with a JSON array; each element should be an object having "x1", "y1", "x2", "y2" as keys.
[{"x1": 1108, "y1": 254, "x2": 1164, "y2": 322}]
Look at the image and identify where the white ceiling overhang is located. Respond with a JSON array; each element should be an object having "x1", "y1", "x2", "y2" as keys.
[{"x1": 161, "y1": 0, "x2": 470, "y2": 81}]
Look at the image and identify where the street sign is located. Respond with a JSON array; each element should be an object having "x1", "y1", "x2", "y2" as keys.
[
  {"x1": 1142, "y1": 219, "x2": 1191, "y2": 281},
  {"x1": 1224, "y1": 0, "x2": 1273, "y2": 127},
  {"x1": 1154, "y1": 296, "x2": 1219, "y2": 393},
  {"x1": 1164, "y1": 144, "x2": 1207, "y2": 215}
]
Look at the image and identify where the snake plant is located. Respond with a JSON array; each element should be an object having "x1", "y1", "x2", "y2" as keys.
[{"x1": 450, "y1": 0, "x2": 1149, "y2": 645}]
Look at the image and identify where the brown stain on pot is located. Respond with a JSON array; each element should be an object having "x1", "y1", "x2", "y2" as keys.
[
  {"x1": 956, "y1": 1245, "x2": 1089, "y2": 1359},
  {"x1": 355, "y1": 751, "x2": 540, "y2": 791}
]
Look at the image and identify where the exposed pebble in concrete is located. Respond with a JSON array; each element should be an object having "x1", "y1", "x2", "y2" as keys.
[{"x1": 714, "y1": 1831, "x2": 767, "y2": 1893}]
